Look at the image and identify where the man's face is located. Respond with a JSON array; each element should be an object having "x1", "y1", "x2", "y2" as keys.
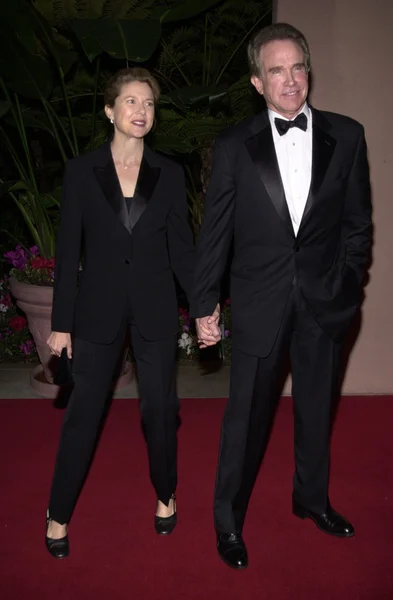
[{"x1": 251, "y1": 39, "x2": 309, "y2": 119}]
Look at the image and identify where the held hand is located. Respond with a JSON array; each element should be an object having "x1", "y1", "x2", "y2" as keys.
[
  {"x1": 47, "y1": 331, "x2": 72, "y2": 358},
  {"x1": 196, "y1": 304, "x2": 221, "y2": 348}
]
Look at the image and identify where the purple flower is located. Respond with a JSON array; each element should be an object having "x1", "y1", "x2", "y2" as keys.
[
  {"x1": 183, "y1": 325, "x2": 190, "y2": 332},
  {"x1": 19, "y1": 339, "x2": 35, "y2": 356},
  {"x1": 29, "y1": 246, "x2": 39, "y2": 256},
  {"x1": 4, "y1": 245, "x2": 29, "y2": 270},
  {"x1": 224, "y1": 329, "x2": 230, "y2": 338}
]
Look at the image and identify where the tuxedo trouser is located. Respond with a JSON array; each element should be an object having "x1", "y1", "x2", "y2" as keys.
[
  {"x1": 48, "y1": 321, "x2": 178, "y2": 524},
  {"x1": 214, "y1": 284, "x2": 341, "y2": 533}
]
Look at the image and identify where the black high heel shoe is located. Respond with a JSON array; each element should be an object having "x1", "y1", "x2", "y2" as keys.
[
  {"x1": 45, "y1": 510, "x2": 69, "y2": 559},
  {"x1": 154, "y1": 495, "x2": 177, "y2": 535}
]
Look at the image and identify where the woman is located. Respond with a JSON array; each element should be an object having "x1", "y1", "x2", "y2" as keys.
[{"x1": 45, "y1": 68, "x2": 195, "y2": 558}]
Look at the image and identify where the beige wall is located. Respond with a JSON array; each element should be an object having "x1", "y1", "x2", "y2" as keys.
[{"x1": 275, "y1": 0, "x2": 393, "y2": 393}]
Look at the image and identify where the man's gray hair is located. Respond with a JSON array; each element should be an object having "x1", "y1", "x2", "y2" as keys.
[{"x1": 247, "y1": 23, "x2": 311, "y2": 77}]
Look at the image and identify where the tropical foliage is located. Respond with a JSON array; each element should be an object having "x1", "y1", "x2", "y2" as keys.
[
  {"x1": 0, "y1": 0, "x2": 273, "y2": 363},
  {"x1": 0, "y1": 0, "x2": 271, "y2": 257}
]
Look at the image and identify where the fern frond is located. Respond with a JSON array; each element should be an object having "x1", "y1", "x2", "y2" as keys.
[
  {"x1": 101, "y1": 0, "x2": 156, "y2": 19},
  {"x1": 78, "y1": 0, "x2": 107, "y2": 18},
  {"x1": 33, "y1": 0, "x2": 57, "y2": 25},
  {"x1": 53, "y1": 0, "x2": 78, "y2": 20},
  {"x1": 158, "y1": 109, "x2": 229, "y2": 148}
]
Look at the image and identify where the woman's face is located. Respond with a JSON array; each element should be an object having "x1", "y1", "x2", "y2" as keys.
[{"x1": 105, "y1": 80, "x2": 155, "y2": 139}]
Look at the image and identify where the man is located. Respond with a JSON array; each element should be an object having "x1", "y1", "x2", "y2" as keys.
[{"x1": 191, "y1": 23, "x2": 372, "y2": 569}]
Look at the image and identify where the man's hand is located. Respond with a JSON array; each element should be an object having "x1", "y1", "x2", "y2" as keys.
[
  {"x1": 196, "y1": 304, "x2": 221, "y2": 348},
  {"x1": 47, "y1": 331, "x2": 72, "y2": 358}
]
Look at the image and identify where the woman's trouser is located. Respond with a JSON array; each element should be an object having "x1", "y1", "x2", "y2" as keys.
[{"x1": 48, "y1": 321, "x2": 179, "y2": 524}]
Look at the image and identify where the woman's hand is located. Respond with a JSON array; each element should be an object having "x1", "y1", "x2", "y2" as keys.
[{"x1": 47, "y1": 332, "x2": 72, "y2": 358}]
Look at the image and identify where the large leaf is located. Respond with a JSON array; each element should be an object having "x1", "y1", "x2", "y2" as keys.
[
  {"x1": 161, "y1": 84, "x2": 228, "y2": 110},
  {"x1": 156, "y1": 0, "x2": 224, "y2": 23},
  {"x1": 28, "y1": 5, "x2": 78, "y2": 75},
  {"x1": 0, "y1": 101, "x2": 11, "y2": 119},
  {"x1": 154, "y1": 134, "x2": 195, "y2": 155},
  {"x1": 70, "y1": 18, "x2": 162, "y2": 63},
  {"x1": 0, "y1": 0, "x2": 36, "y2": 54},
  {"x1": 68, "y1": 19, "x2": 101, "y2": 62},
  {"x1": 0, "y1": 181, "x2": 31, "y2": 197},
  {"x1": 0, "y1": 53, "x2": 53, "y2": 100},
  {"x1": 6, "y1": 108, "x2": 53, "y2": 135},
  {"x1": 0, "y1": 28, "x2": 53, "y2": 99},
  {"x1": 41, "y1": 191, "x2": 61, "y2": 209}
]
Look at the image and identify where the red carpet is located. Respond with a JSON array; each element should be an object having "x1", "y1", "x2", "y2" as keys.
[{"x1": 1, "y1": 396, "x2": 393, "y2": 600}]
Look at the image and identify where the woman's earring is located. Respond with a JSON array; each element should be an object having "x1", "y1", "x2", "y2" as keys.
[{"x1": 110, "y1": 119, "x2": 114, "y2": 124}]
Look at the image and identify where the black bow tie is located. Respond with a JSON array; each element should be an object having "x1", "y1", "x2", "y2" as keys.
[{"x1": 274, "y1": 113, "x2": 308, "y2": 136}]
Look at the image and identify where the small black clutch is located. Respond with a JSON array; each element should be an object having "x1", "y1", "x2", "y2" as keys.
[{"x1": 54, "y1": 347, "x2": 73, "y2": 386}]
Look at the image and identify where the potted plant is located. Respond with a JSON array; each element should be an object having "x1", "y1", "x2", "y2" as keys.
[
  {"x1": 4, "y1": 246, "x2": 56, "y2": 392},
  {"x1": 0, "y1": 274, "x2": 37, "y2": 363},
  {"x1": 4, "y1": 245, "x2": 135, "y2": 396}
]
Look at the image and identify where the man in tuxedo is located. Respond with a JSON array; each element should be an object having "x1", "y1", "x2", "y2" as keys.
[{"x1": 192, "y1": 23, "x2": 372, "y2": 569}]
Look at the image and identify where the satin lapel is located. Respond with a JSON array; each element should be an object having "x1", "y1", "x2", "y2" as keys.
[
  {"x1": 93, "y1": 144, "x2": 131, "y2": 234},
  {"x1": 129, "y1": 151, "x2": 161, "y2": 230},
  {"x1": 245, "y1": 117, "x2": 294, "y2": 236},
  {"x1": 300, "y1": 109, "x2": 336, "y2": 228}
]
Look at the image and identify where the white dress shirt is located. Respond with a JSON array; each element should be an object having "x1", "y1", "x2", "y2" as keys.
[{"x1": 268, "y1": 103, "x2": 312, "y2": 236}]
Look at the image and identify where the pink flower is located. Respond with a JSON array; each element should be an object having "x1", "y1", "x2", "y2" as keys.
[{"x1": 3, "y1": 294, "x2": 12, "y2": 308}]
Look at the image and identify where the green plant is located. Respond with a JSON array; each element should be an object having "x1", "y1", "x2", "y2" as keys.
[
  {"x1": 0, "y1": 0, "x2": 223, "y2": 256},
  {"x1": 153, "y1": 0, "x2": 272, "y2": 236},
  {"x1": 0, "y1": 0, "x2": 272, "y2": 254}
]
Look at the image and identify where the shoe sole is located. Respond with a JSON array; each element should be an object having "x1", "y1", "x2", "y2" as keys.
[{"x1": 293, "y1": 508, "x2": 355, "y2": 538}]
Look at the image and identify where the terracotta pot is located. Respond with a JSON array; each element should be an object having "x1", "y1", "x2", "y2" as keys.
[
  {"x1": 9, "y1": 277, "x2": 55, "y2": 384},
  {"x1": 9, "y1": 277, "x2": 132, "y2": 397}
]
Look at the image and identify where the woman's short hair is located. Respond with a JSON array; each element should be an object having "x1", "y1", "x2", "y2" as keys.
[{"x1": 104, "y1": 67, "x2": 160, "y2": 107}]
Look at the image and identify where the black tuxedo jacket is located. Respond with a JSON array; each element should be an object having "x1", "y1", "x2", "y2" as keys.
[
  {"x1": 52, "y1": 142, "x2": 195, "y2": 343},
  {"x1": 191, "y1": 108, "x2": 372, "y2": 356}
]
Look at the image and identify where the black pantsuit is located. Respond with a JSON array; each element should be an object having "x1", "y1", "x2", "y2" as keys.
[{"x1": 48, "y1": 142, "x2": 194, "y2": 524}]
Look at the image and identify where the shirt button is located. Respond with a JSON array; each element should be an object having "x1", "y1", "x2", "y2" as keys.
[{"x1": 124, "y1": 259, "x2": 130, "y2": 265}]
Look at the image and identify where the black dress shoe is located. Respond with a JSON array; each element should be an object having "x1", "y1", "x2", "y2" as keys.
[
  {"x1": 45, "y1": 513, "x2": 69, "y2": 559},
  {"x1": 293, "y1": 499, "x2": 355, "y2": 538},
  {"x1": 216, "y1": 532, "x2": 248, "y2": 569},
  {"x1": 155, "y1": 495, "x2": 177, "y2": 535}
]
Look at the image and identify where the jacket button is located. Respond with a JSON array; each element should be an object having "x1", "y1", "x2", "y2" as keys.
[
  {"x1": 295, "y1": 246, "x2": 300, "y2": 252},
  {"x1": 124, "y1": 259, "x2": 130, "y2": 265}
]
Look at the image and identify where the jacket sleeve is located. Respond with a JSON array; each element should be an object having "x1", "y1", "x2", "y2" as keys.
[
  {"x1": 342, "y1": 126, "x2": 372, "y2": 284},
  {"x1": 166, "y1": 165, "x2": 195, "y2": 303},
  {"x1": 51, "y1": 160, "x2": 82, "y2": 332},
  {"x1": 190, "y1": 139, "x2": 236, "y2": 318}
]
